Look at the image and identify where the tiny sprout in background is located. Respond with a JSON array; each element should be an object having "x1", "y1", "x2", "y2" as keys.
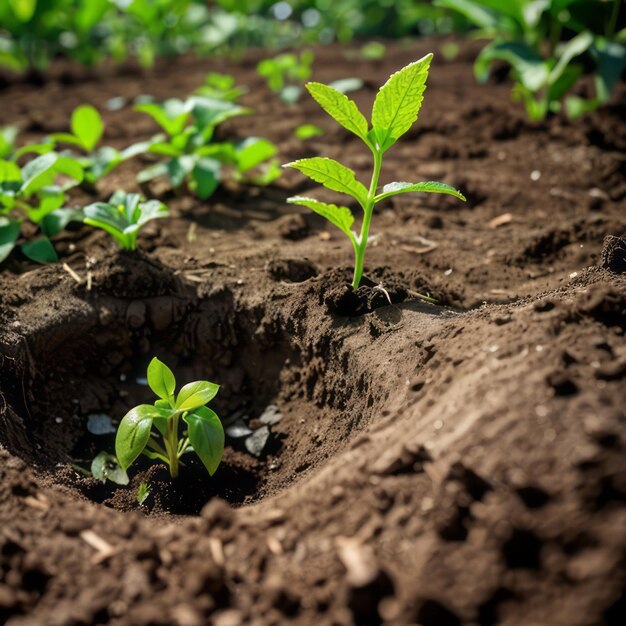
[{"x1": 83, "y1": 191, "x2": 169, "y2": 251}]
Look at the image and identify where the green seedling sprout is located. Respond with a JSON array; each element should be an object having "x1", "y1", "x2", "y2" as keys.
[
  {"x1": 257, "y1": 51, "x2": 314, "y2": 104},
  {"x1": 115, "y1": 357, "x2": 224, "y2": 479},
  {"x1": 285, "y1": 54, "x2": 466, "y2": 290},
  {"x1": 136, "y1": 482, "x2": 151, "y2": 505},
  {"x1": 132, "y1": 95, "x2": 280, "y2": 198},
  {"x1": 83, "y1": 191, "x2": 169, "y2": 251}
]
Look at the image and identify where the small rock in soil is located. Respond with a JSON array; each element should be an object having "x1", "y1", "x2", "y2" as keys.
[
  {"x1": 225, "y1": 420, "x2": 253, "y2": 438},
  {"x1": 259, "y1": 404, "x2": 282, "y2": 425},
  {"x1": 86, "y1": 414, "x2": 116, "y2": 435},
  {"x1": 245, "y1": 426, "x2": 270, "y2": 456}
]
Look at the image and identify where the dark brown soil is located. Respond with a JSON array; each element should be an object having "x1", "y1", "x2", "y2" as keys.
[{"x1": 1, "y1": 39, "x2": 625, "y2": 626}]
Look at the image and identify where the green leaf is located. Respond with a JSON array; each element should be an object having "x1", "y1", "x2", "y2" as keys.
[
  {"x1": 235, "y1": 138, "x2": 277, "y2": 173},
  {"x1": 21, "y1": 153, "x2": 58, "y2": 196},
  {"x1": 115, "y1": 404, "x2": 166, "y2": 471},
  {"x1": 371, "y1": 54, "x2": 433, "y2": 151},
  {"x1": 147, "y1": 357, "x2": 176, "y2": 401},
  {"x1": 284, "y1": 157, "x2": 368, "y2": 207},
  {"x1": 192, "y1": 158, "x2": 221, "y2": 199},
  {"x1": 175, "y1": 380, "x2": 219, "y2": 412},
  {"x1": 295, "y1": 124, "x2": 324, "y2": 140},
  {"x1": 91, "y1": 452, "x2": 129, "y2": 486},
  {"x1": 136, "y1": 482, "x2": 151, "y2": 504},
  {"x1": 0, "y1": 160, "x2": 22, "y2": 184},
  {"x1": 9, "y1": 0, "x2": 36, "y2": 22},
  {"x1": 135, "y1": 100, "x2": 188, "y2": 136},
  {"x1": 21, "y1": 237, "x2": 58, "y2": 264},
  {"x1": 287, "y1": 196, "x2": 355, "y2": 240},
  {"x1": 0, "y1": 219, "x2": 21, "y2": 263},
  {"x1": 41, "y1": 208, "x2": 81, "y2": 237},
  {"x1": 305, "y1": 82, "x2": 368, "y2": 142},
  {"x1": 375, "y1": 181, "x2": 466, "y2": 203},
  {"x1": 71, "y1": 105, "x2": 104, "y2": 151},
  {"x1": 184, "y1": 407, "x2": 224, "y2": 476}
]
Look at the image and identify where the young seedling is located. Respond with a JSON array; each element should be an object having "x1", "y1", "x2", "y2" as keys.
[
  {"x1": 195, "y1": 72, "x2": 246, "y2": 102},
  {"x1": 132, "y1": 95, "x2": 280, "y2": 198},
  {"x1": 257, "y1": 51, "x2": 314, "y2": 104},
  {"x1": 0, "y1": 152, "x2": 84, "y2": 264},
  {"x1": 136, "y1": 482, "x2": 151, "y2": 505},
  {"x1": 49, "y1": 104, "x2": 143, "y2": 187},
  {"x1": 115, "y1": 358, "x2": 224, "y2": 479},
  {"x1": 285, "y1": 54, "x2": 466, "y2": 289},
  {"x1": 83, "y1": 191, "x2": 169, "y2": 251}
]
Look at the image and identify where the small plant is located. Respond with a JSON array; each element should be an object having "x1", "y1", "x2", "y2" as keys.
[
  {"x1": 91, "y1": 452, "x2": 129, "y2": 486},
  {"x1": 132, "y1": 95, "x2": 280, "y2": 198},
  {"x1": 115, "y1": 357, "x2": 224, "y2": 479},
  {"x1": 136, "y1": 482, "x2": 151, "y2": 505},
  {"x1": 0, "y1": 152, "x2": 83, "y2": 263},
  {"x1": 257, "y1": 51, "x2": 314, "y2": 104},
  {"x1": 285, "y1": 54, "x2": 466, "y2": 290},
  {"x1": 83, "y1": 191, "x2": 169, "y2": 251},
  {"x1": 195, "y1": 72, "x2": 246, "y2": 102}
]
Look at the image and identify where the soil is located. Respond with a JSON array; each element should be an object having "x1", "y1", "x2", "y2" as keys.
[{"x1": 1, "y1": 38, "x2": 625, "y2": 626}]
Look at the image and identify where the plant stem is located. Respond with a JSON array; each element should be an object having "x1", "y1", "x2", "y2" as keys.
[
  {"x1": 607, "y1": 0, "x2": 622, "y2": 38},
  {"x1": 352, "y1": 149, "x2": 383, "y2": 290},
  {"x1": 167, "y1": 413, "x2": 180, "y2": 478}
]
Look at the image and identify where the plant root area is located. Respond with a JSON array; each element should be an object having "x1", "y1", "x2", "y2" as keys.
[{"x1": 1, "y1": 40, "x2": 625, "y2": 626}]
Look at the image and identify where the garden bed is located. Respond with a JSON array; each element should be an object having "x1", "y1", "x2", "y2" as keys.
[{"x1": 1, "y1": 40, "x2": 625, "y2": 626}]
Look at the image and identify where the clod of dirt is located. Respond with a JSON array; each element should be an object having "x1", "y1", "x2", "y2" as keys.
[
  {"x1": 267, "y1": 258, "x2": 319, "y2": 283},
  {"x1": 600, "y1": 235, "x2": 626, "y2": 274}
]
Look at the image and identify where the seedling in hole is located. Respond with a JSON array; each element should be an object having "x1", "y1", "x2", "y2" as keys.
[
  {"x1": 132, "y1": 96, "x2": 280, "y2": 198},
  {"x1": 285, "y1": 54, "x2": 466, "y2": 289},
  {"x1": 0, "y1": 152, "x2": 84, "y2": 264},
  {"x1": 83, "y1": 191, "x2": 169, "y2": 251},
  {"x1": 116, "y1": 358, "x2": 224, "y2": 479}
]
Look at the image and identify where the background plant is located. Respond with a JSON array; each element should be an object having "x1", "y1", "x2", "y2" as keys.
[
  {"x1": 257, "y1": 50, "x2": 314, "y2": 104},
  {"x1": 0, "y1": 152, "x2": 83, "y2": 263},
  {"x1": 436, "y1": 0, "x2": 626, "y2": 119},
  {"x1": 133, "y1": 95, "x2": 280, "y2": 198},
  {"x1": 285, "y1": 54, "x2": 466, "y2": 290},
  {"x1": 83, "y1": 191, "x2": 169, "y2": 250},
  {"x1": 116, "y1": 357, "x2": 224, "y2": 479}
]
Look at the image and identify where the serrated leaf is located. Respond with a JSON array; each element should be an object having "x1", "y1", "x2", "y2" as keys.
[
  {"x1": 287, "y1": 196, "x2": 355, "y2": 240},
  {"x1": 306, "y1": 82, "x2": 368, "y2": 142},
  {"x1": 371, "y1": 54, "x2": 433, "y2": 151},
  {"x1": 284, "y1": 157, "x2": 368, "y2": 207},
  {"x1": 175, "y1": 380, "x2": 219, "y2": 412},
  {"x1": 71, "y1": 105, "x2": 104, "y2": 151},
  {"x1": 147, "y1": 357, "x2": 176, "y2": 401},
  {"x1": 375, "y1": 181, "x2": 466, "y2": 203},
  {"x1": 184, "y1": 407, "x2": 224, "y2": 476},
  {"x1": 115, "y1": 404, "x2": 168, "y2": 471}
]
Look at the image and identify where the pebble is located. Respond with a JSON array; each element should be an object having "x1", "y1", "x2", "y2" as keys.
[{"x1": 245, "y1": 426, "x2": 270, "y2": 456}]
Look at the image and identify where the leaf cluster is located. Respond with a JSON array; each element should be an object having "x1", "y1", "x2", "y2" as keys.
[
  {"x1": 436, "y1": 0, "x2": 626, "y2": 120},
  {"x1": 257, "y1": 51, "x2": 314, "y2": 104},
  {"x1": 116, "y1": 357, "x2": 224, "y2": 478}
]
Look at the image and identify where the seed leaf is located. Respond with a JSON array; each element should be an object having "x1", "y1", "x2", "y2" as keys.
[
  {"x1": 71, "y1": 105, "x2": 104, "y2": 151},
  {"x1": 175, "y1": 380, "x2": 219, "y2": 412},
  {"x1": 287, "y1": 196, "x2": 355, "y2": 239},
  {"x1": 147, "y1": 357, "x2": 176, "y2": 401},
  {"x1": 184, "y1": 406, "x2": 224, "y2": 476},
  {"x1": 305, "y1": 82, "x2": 369, "y2": 142},
  {"x1": 21, "y1": 237, "x2": 57, "y2": 264},
  {"x1": 371, "y1": 53, "x2": 433, "y2": 151},
  {"x1": 375, "y1": 181, "x2": 466, "y2": 203},
  {"x1": 115, "y1": 405, "x2": 167, "y2": 470},
  {"x1": 284, "y1": 157, "x2": 368, "y2": 207}
]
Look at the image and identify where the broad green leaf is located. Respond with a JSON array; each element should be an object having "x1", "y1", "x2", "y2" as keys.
[
  {"x1": 175, "y1": 380, "x2": 219, "y2": 412},
  {"x1": 21, "y1": 237, "x2": 57, "y2": 264},
  {"x1": 147, "y1": 357, "x2": 176, "y2": 401},
  {"x1": 284, "y1": 157, "x2": 368, "y2": 207},
  {"x1": 434, "y1": 0, "x2": 498, "y2": 30},
  {"x1": 371, "y1": 54, "x2": 433, "y2": 151},
  {"x1": 184, "y1": 407, "x2": 224, "y2": 476},
  {"x1": 235, "y1": 138, "x2": 277, "y2": 173},
  {"x1": 83, "y1": 202, "x2": 127, "y2": 231},
  {"x1": 550, "y1": 31, "x2": 593, "y2": 86},
  {"x1": 287, "y1": 196, "x2": 355, "y2": 240},
  {"x1": 375, "y1": 181, "x2": 467, "y2": 203},
  {"x1": 71, "y1": 105, "x2": 104, "y2": 151},
  {"x1": 26, "y1": 188, "x2": 64, "y2": 223},
  {"x1": 475, "y1": 41, "x2": 548, "y2": 92},
  {"x1": 41, "y1": 208, "x2": 81, "y2": 237},
  {"x1": 91, "y1": 451, "x2": 129, "y2": 485},
  {"x1": 0, "y1": 160, "x2": 22, "y2": 184},
  {"x1": 137, "y1": 162, "x2": 169, "y2": 184},
  {"x1": 295, "y1": 124, "x2": 324, "y2": 140},
  {"x1": 54, "y1": 156, "x2": 84, "y2": 188},
  {"x1": 306, "y1": 82, "x2": 368, "y2": 142},
  {"x1": 192, "y1": 158, "x2": 221, "y2": 199},
  {"x1": 115, "y1": 404, "x2": 167, "y2": 471},
  {"x1": 137, "y1": 200, "x2": 168, "y2": 226},
  {"x1": 21, "y1": 153, "x2": 58, "y2": 196},
  {"x1": 147, "y1": 141, "x2": 183, "y2": 157},
  {"x1": 0, "y1": 219, "x2": 20, "y2": 263},
  {"x1": 135, "y1": 101, "x2": 188, "y2": 136},
  {"x1": 167, "y1": 156, "x2": 195, "y2": 188}
]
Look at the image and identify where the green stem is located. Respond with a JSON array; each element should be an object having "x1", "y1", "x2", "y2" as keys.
[
  {"x1": 607, "y1": 0, "x2": 622, "y2": 38},
  {"x1": 352, "y1": 148, "x2": 383, "y2": 290},
  {"x1": 167, "y1": 413, "x2": 180, "y2": 478}
]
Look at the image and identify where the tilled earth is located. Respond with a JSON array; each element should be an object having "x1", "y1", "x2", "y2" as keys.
[{"x1": 0, "y1": 40, "x2": 625, "y2": 626}]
